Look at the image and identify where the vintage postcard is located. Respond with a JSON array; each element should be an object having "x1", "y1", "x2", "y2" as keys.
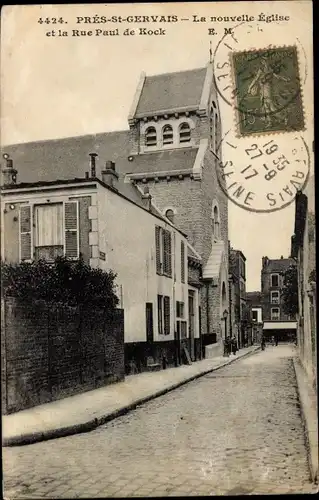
[{"x1": 1, "y1": 1, "x2": 317, "y2": 498}]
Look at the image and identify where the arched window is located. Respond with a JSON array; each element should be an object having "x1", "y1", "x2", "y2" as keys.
[
  {"x1": 145, "y1": 127, "x2": 157, "y2": 147},
  {"x1": 179, "y1": 122, "x2": 191, "y2": 143},
  {"x1": 162, "y1": 125, "x2": 173, "y2": 145},
  {"x1": 165, "y1": 209, "x2": 175, "y2": 223},
  {"x1": 212, "y1": 203, "x2": 220, "y2": 239}
]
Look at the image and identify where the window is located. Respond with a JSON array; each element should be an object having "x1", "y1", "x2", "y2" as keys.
[
  {"x1": 271, "y1": 307, "x2": 280, "y2": 320},
  {"x1": 179, "y1": 123, "x2": 191, "y2": 143},
  {"x1": 158, "y1": 295, "x2": 170, "y2": 335},
  {"x1": 271, "y1": 273, "x2": 279, "y2": 287},
  {"x1": 252, "y1": 310, "x2": 258, "y2": 321},
  {"x1": 165, "y1": 209, "x2": 174, "y2": 223},
  {"x1": 19, "y1": 201, "x2": 79, "y2": 262},
  {"x1": 35, "y1": 203, "x2": 64, "y2": 261},
  {"x1": 155, "y1": 226, "x2": 172, "y2": 277},
  {"x1": 181, "y1": 241, "x2": 185, "y2": 283},
  {"x1": 145, "y1": 127, "x2": 157, "y2": 147},
  {"x1": 176, "y1": 301, "x2": 185, "y2": 318},
  {"x1": 271, "y1": 291, "x2": 280, "y2": 304},
  {"x1": 212, "y1": 204, "x2": 220, "y2": 239},
  {"x1": 162, "y1": 125, "x2": 173, "y2": 145}
]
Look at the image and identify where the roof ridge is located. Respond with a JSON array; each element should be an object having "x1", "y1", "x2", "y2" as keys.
[
  {"x1": 145, "y1": 66, "x2": 206, "y2": 79},
  {"x1": 1, "y1": 129, "x2": 129, "y2": 148}
]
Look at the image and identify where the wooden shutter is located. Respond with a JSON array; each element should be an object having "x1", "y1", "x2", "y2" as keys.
[
  {"x1": 181, "y1": 241, "x2": 185, "y2": 283},
  {"x1": 163, "y1": 230, "x2": 172, "y2": 277},
  {"x1": 19, "y1": 205, "x2": 32, "y2": 261},
  {"x1": 157, "y1": 295, "x2": 163, "y2": 335},
  {"x1": 155, "y1": 226, "x2": 161, "y2": 274},
  {"x1": 164, "y1": 296, "x2": 170, "y2": 335},
  {"x1": 64, "y1": 201, "x2": 79, "y2": 259}
]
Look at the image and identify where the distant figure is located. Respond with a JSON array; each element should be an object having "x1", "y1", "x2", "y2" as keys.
[
  {"x1": 261, "y1": 334, "x2": 266, "y2": 351},
  {"x1": 224, "y1": 336, "x2": 231, "y2": 357},
  {"x1": 271, "y1": 335, "x2": 275, "y2": 346},
  {"x1": 275, "y1": 335, "x2": 279, "y2": 346},
  {"x1": 231, "y1": 337, "x2": 238, "y2": 355}
]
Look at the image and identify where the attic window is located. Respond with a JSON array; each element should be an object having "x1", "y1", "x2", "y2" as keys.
[
  {"x1": 145, "y1": 127, "x2": 157, "y2": 147},
  {"x1": 165, "y1": 209, "x2": 175, "y2": 223},
  {"x1": 179, "y1": 123, "x2": 191, "y2": 143},
  {"x1": 162, "y1": 125, "x2": 173, "y2": 145}
]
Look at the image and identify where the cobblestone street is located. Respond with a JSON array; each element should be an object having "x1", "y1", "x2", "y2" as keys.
[{"x1": 3, "y1": 345, "x2": 317, "y2": 497}]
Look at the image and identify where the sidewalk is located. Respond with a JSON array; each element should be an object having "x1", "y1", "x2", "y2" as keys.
[
  {"x1": 293, "y1": 357, "x2": 318, "y2": 484},
  {"x1": 2, "y1": 345, "x2": 259, "y2": 447}
]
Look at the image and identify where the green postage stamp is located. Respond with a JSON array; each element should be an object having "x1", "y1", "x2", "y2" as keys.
[{"x1": 231, "y1": 46, "x2": 305, "y2": 136}]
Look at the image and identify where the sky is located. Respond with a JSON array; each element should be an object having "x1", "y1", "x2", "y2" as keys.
[{"x1": 1, "y1": 2, "x2": 314, "y2": 290}]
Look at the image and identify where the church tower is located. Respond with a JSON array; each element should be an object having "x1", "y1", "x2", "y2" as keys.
[{"x1": 125, "y1": 63, "x2": 229, "y2": 352}]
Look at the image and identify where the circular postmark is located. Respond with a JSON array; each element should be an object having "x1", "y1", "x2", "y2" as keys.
[
  {"x1": 213, "y1": 22, "x2": 307, "y2": 136},
  {"x1": 216, "y1": 124, "x2": 310, "y2": 213}
]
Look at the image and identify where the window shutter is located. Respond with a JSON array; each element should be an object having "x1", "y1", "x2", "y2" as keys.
[
  {"x1": 155, "y1": 226, "x2": 161, "y2": 274},
  {"x1": 64, "y1": 201, "x2": 79, "y2": 259},
  {"x1": 163, "y1": 230, "x2": 172, "y2": 277},
  {"x1": 20, "y1": 205, "x2": 32, "y2": 261},
  {"x1": 181, "y1": 241, "x2": 185, "y2": 283},
  {"x1": 166, "y1": 231, "x2": 172, "y2": 277},
  {"x1": 163, "y1": 296, "x2": 170, "y2": 335}
]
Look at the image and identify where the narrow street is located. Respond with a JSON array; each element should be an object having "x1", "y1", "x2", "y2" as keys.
[{"x1": 3, "y1": 345, "x2": 316, "y2": 497}]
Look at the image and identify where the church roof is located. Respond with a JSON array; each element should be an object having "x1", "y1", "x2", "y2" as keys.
[
  {"x1": 202, "y1": 241, "x2": 225, "y2": 280},
  {"x1": 1, "y1": 132, "x2": 198, "y2": 184},
  {"x1": 135, "y1": 68, "x2": 207, "y2": 117}
]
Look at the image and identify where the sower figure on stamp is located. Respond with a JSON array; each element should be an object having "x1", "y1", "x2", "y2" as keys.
[{"x1": 247, "y1": 57, "x2": 290, "y2": 128}]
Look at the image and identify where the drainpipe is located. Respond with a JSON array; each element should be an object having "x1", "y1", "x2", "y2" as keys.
[
  {"x1": 170, "y1": 230, "x2": 176, "y2": 369},
  {"x1": 229, "y1": 277, "x2": 233, "y2": 338},
  {"x1": 206, "y1": 282, "x2": 210, "y2": 336}
]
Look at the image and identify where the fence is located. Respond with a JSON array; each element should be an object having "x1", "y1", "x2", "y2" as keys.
[{"x1": 1, "y1": 297, "x2": 124, "y2": 414}]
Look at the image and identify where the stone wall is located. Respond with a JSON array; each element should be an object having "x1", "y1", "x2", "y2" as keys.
[{"x1": 1, "y1": 298, "x2": 124, "y2": 414}]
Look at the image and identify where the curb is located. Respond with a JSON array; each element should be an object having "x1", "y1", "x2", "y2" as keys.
[
  {"x1": 292, "y1": 358, "x2": 318, "y2": 485},
  {"x1": 3, "y1": 346, "x2": 260, "y2": 447}
]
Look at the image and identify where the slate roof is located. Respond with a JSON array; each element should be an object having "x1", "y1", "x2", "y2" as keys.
[
  {"x1": 2, "y1": 132, "x2": 198, "y2": 184},
  {"x1": 263, "y1": 258, "x2": 295, "y2": 273},
  {"x1": 135, "y1": 68, "x2": 207, "y2": 117},
  {"x1": 246, "y1": 291, "x2": 262, "y2": 306}
]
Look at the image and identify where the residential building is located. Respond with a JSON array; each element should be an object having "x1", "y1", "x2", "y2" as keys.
[
  {"x1": 1, "y1": 155, "x2": 201, "y2": 373},
  {"x1": 261, "y1": 256, "x2": 297, "y2": 341},
  {"x1": 2, "y1": 63, "x2": 230, "y2": 359},
  {"x1": 246, "y1": 291, "x2": 263, "y2": 344},
  {"x1": 229, "y1": 248, "x2": 247, "y2": 347},
  {"x1": 291, "y1": 180, "x2": 316, "y2": 391}
]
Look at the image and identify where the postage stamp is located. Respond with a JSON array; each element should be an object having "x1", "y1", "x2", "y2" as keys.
[{"x1": 230, "y1": 46, "x2": 305, "y2": 136}]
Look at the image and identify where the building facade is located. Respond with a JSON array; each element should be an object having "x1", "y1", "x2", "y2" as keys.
[
  {"x1": 261, "y1": 256, "x2": 297, "y2": 341},
  {"x1": 2, "y1": 63, "x2": 230, "y2": 359},
  {"x1": 1, "y1": 157, "x2": 201, "y2": 373},
  {"x1": 229, "y1": 248, "x2": 247, "y2": 347},
  {"x1": 291, "y1": 181, "x2": 316, "y2": 391}
]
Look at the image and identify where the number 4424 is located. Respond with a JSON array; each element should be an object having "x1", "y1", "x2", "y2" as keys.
[{"x1": 38, "y1": 18, "x2": 66, "y2": 24}]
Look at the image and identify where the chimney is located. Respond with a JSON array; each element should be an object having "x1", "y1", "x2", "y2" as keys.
[
  {"x1": 2, "y1": 153, "x2": 18, "y2": 185},
  {"x1": 101, "y1": 161, "x2": 119, "y2": 189},
  {"x1": 141, "y1": 185, "x2": 152, "y2": 211},
  {"x1": 262, "y1": 256, "x2": 269, "y2": 268},
  {"x1": 89, "y1": 153, "x2": 98, "y2": 178}
]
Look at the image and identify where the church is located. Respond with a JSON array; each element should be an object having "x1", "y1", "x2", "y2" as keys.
[{"x1": 2, "y1": 62, "x2": 230, "y2": 363}]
